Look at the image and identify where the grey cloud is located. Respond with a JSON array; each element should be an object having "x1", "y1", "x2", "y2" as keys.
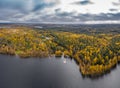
[
  {"x1": 2, "y1": 11, "x2": 120, "y2": 23},
  {"x1": 55, "y1": 8, "x2": 61, "y2": 12},
  {"x1": 0, "y1": 0, "x2": 120, "y2": 23},
  {"x1": 0, "y1": 0, "x2": 58, "y2": 22},
  {"x1": 32, "y1": 0, "x2": 59, "y2": 12},
  {"x1": 55, "y1": 8, "x2": 75, "y2": 17},
  {"x1": 112, "y1": 2, "x2": 120, "y2": 5},
  {"x1": 72, "y1": 0, "x2": 94, "y2": 5},
  {"x1": 0, "y1": 0, "x2": 58, "y2": 13},
  {"x1": 0, "y1": 0, "x2": 27, "y2": 12},
  {"x1": 0, "y1": 9, "x2": 20, "y2": 20},
  {"x1": 71, "y1": 13, "x2": 120, "y2": 21},
  {"x1": 24, "y1": 12, "x2": 120, "y2": 23},
  {"x1": 109, "y1": 9, "x2": 118, "y2": 11},
  {"x1": 112, "y1": 0, "x2": 120, "y2": 6},
  {"x1": 32, "y1": 2, "x2": 56, "y2": 12},
  {"x1": 56, "y1": 11, "x2": 75, "y2": 17}
]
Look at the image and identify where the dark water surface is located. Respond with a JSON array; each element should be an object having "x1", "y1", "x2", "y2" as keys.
[{"x1": 0, "y1": 55, "x2": 120, "y2": 88}]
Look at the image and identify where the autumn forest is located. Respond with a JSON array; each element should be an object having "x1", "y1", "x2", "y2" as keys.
[{"x1": 0, "y1": 26, "x2": 120, "y2": 77}]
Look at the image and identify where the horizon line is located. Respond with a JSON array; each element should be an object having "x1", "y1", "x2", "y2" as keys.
[{"x1": 0, "y1": 20, "x2": 120, "y2": 25}]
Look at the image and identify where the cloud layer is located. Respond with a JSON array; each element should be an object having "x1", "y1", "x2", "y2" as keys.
[{"x1": 0, "y1": 0, "x2": 120, "y2": 23}]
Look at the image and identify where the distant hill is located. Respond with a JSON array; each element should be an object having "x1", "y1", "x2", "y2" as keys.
[{"x1": 0, "y1": 23, "x2": 120, "y2": 34}]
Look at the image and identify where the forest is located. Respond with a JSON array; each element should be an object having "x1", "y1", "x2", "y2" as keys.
[{"x1": 0, "y1": 27, "x2": 120, "y2": 76}]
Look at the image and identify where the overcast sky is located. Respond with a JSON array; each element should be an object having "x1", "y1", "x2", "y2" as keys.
[{"x1": 0, "y1": 0, "x2": 120, "y2": 24}]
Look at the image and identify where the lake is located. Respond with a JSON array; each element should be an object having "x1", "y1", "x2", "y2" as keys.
[{"x1": 0, "y1": 54, "x2": 120, "y2": 88}]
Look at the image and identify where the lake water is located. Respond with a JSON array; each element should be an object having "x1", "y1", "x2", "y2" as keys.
[{"x1": 0, "y1": 54, "x2": 120, "y2": 88}]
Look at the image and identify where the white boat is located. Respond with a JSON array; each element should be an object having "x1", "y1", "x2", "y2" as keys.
[{"x1": 63, "y1": 59, "x2": 66, "y2": 63}]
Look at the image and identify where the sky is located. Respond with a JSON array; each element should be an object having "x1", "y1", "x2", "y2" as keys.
[{"x1": 0, "y1": 0, "x2": 120, "y2": 24}]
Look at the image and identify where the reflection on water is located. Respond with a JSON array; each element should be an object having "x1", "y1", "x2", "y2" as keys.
[{"x1": 0, "y1": 54, "x2": 120, "y2": 88}]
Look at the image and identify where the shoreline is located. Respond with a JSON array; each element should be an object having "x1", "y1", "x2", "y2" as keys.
[
  {"x1": 0, "y1": 27, "x2": 120, "y2": 77},
  {"x1": 0, "y1": 51, "x2": 120, "y2": 78}
]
